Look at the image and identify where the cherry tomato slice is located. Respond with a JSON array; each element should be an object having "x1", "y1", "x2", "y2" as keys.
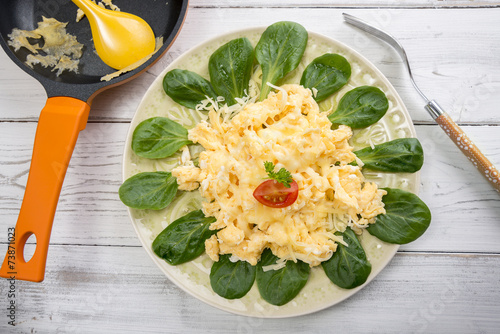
[{"x1": 253, "y1": 180, "x2": 298, "y2": 208}]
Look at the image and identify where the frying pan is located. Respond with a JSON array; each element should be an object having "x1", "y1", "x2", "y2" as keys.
[{"x1": 0, "y1": 0, "x2": 188, "y2": 282}]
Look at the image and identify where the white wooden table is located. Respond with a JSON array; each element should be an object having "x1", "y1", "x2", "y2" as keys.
[{"x1": 1, "y1": 1, "x2": 500, "y2": 333}]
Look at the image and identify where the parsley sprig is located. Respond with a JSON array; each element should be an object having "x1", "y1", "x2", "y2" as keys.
[{"x1": 264, "y1": 161, "x2": 293, "y2": 188}]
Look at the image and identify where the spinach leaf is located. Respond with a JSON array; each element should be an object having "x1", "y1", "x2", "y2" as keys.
[
  {"x1": 322, "y1": 227, "x2": 371, "y2": 289},
  {"x1": 353, "y1": 138, "x2": 424, "y2": 173},
  {"x1": 255, "y1": 21, "x2": 308, "y2": 101},
  {"x1": 209, "y1": 37, "x2": 254, "y2": 106},
  {"x1": 210, "y1": 254, "x2": 256, "y2": 299},
  {"x1": 328, "y1": 86, "x2": 389, "y2": 128},
  {"x1": 119, "y1": 171, "x2": 178, "y2": 210},
  {"x1": 300, "y1": 53, "x2": 351, "y2": 102},
  {"x1": 367, "y1": 188, "x2": 431, "y2": 244},
  {"x1": 163, "y1": 69, "x2": 218, "y2": 110},
  {"x1": 256, "y1": 249, "x2": 310, "y2": 306},
  {"x1": 131, "y1": 117, "x2": 191, "y2": 159},
  {"x1": 152, "y1": 210, "x2": 217, "y2": 265}
]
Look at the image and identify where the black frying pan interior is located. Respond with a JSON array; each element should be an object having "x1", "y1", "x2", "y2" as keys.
[{"x1": 0, "y1": 0, "x2": 188, "y2": 101}]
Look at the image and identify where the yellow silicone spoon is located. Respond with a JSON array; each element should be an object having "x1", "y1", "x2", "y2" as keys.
[{"x1": 72, "y1": 0, "x2": 155, "y2": 70}]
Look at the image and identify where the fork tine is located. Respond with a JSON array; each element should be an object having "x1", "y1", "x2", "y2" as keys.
[
  {"x1": 342, "y1": 13, "x2": 400, "y2": 49},
  {"x1": 342, "y1": 13, "x2": 429, "y2": 102}
]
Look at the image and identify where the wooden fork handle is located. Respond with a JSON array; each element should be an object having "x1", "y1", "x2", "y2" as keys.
[{"x1": 427, "y1": 104, "x2": 500, "y2": 192}]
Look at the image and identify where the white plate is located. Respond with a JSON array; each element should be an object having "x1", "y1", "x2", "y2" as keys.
[{"x1": 122, "y1": 27, "x2": 420, "y2": 318}]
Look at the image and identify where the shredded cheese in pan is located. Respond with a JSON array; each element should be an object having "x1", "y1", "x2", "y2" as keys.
[
  {"x1": 172, "y1": 84, "x2": 387, "y2": 267},
  {"x1": 100, "y1": 36, "x2": 163, "y2": 82},
  {"x1": 8, "y1": 17, "x2": 83, "y2": 76},
  {"x1": 76, "y1": 0, "x2": 120, "y2": 22}
]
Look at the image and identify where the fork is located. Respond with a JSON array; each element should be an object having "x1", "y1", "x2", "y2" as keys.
[{"x1": 342, "y1": 13, "x2": 500, "y2": 192}]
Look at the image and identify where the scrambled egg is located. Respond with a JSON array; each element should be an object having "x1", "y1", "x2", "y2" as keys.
[{"x1": 172, "y1": 84, "x2": 387, "y2": 267}]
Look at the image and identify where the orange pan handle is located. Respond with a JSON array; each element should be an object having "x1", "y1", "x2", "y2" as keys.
[{"x1": 0, "y1": 97, "x2": 90, "y2": 282}]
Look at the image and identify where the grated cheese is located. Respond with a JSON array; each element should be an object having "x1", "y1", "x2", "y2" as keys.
[
  {"x1": 76, "y1": 0, "x2": 120, "y2": 22},
  {"x1": 8, "y1": 17, "x2": 83, "y2": 76},
  {"x1": 172, "y1": 84, "x2": 387, "y2": 267},
  {"x1": 100, "y1": 36, "x2": 163, "y2": 81}
]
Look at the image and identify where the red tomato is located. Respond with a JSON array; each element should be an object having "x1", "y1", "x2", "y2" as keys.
[{"x1": 253, "y1": 179, "x2": 299, "y2": 208}]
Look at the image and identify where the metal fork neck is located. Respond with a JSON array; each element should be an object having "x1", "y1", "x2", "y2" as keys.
[{"x1": 425, "y1": 100, "x2": 445, "y2": 119}]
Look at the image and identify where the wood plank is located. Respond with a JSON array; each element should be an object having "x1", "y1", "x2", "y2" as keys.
[
  {"x1": 403, "y1": 124, "x2": 500, "y2": 252},
  {"x1": 0, "y1": 123, "x2": 498, "y2": 253},
  {"x1": 1, "y1": 3, "x2": 497, "y2": 332},
  {"x1": 190, "y1": 0, "x2": 500, "y2": 8},
  {"x1": 1, "y1": 8, "x2": 499, "y2": 123},
  {"x1": 0, "y1": 122, "x2": 137, "y2": 247},
  {"x1": 0, "y1": 245, "x2": 498, "y2": 332}
]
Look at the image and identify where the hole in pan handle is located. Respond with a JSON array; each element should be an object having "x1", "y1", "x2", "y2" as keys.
[{"x1": 0, "y1": 97, "x2": 90, "y2": 282}]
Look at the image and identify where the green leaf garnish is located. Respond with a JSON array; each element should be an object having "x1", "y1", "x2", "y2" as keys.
[{"x1": 264, "y1": 161, "x2": 293, "y2": 188}]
